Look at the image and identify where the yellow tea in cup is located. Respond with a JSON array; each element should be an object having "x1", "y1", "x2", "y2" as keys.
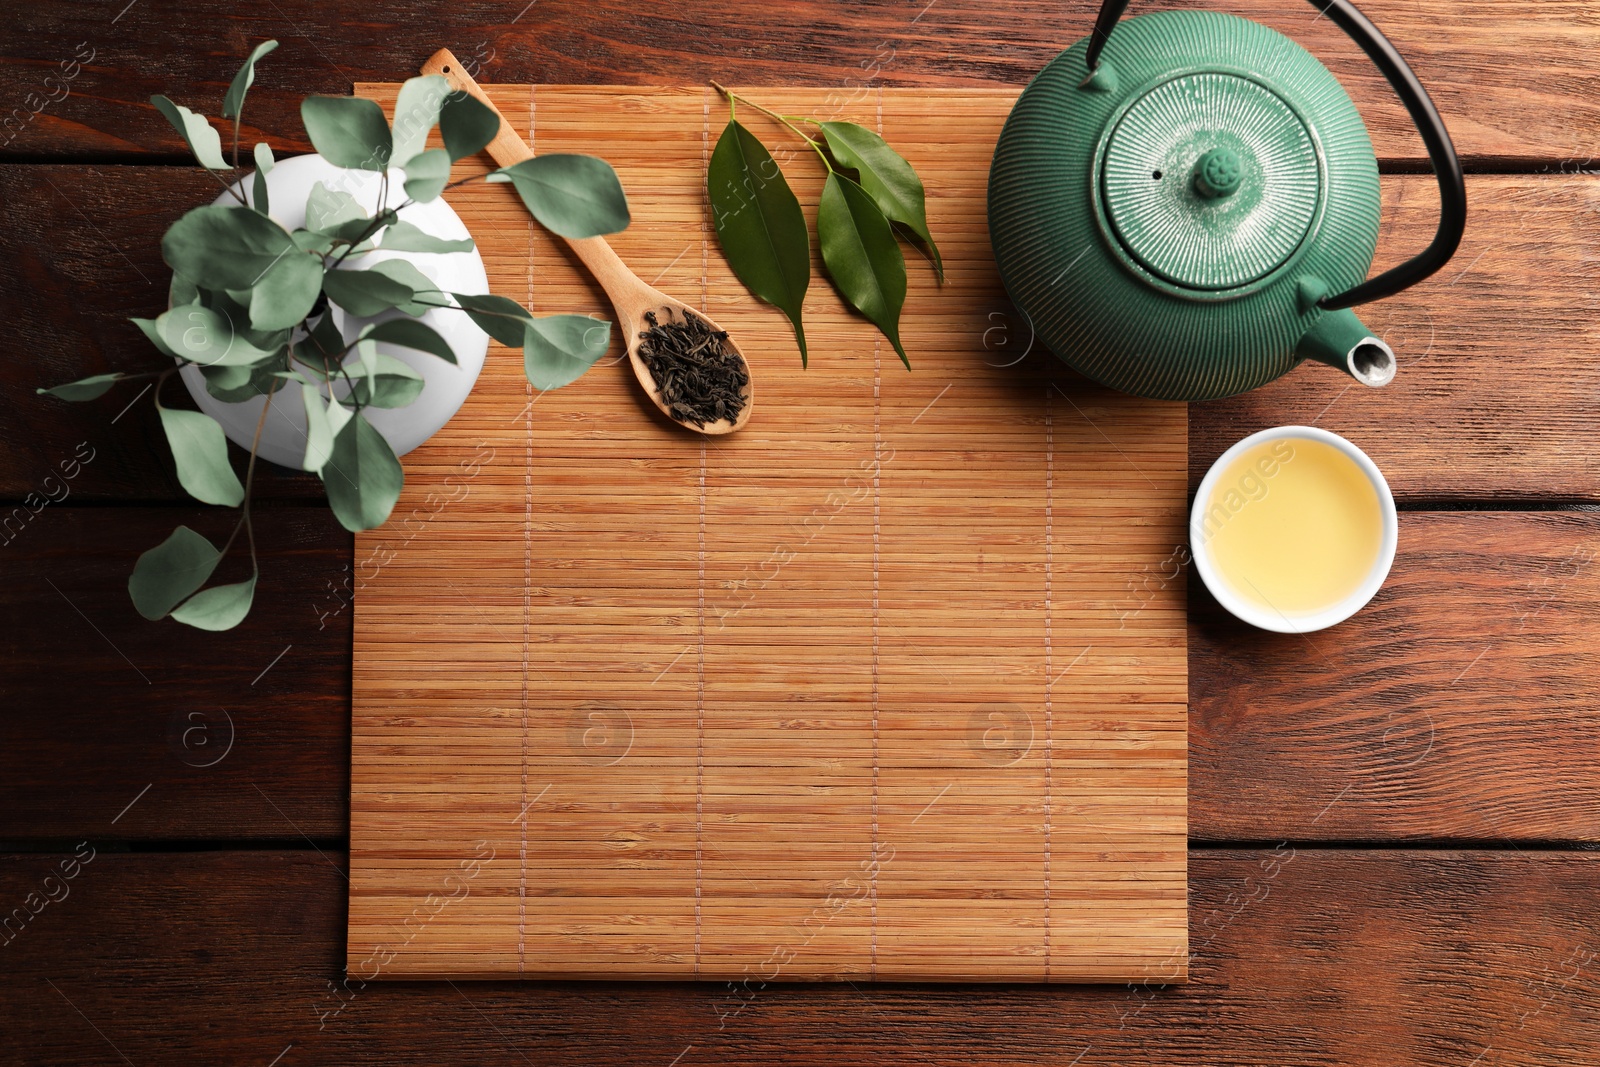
[{"x1": 1192, "y1": 428, "x2": 1395, "y2": 631}]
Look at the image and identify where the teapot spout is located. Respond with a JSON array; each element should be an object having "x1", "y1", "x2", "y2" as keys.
[{"x1": 1295, "y1": 308, "x2": 1396, "y2": 387}]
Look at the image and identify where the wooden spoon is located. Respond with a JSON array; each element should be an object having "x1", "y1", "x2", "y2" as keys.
[{"x1": 421, "y1": 49, "x2": 753, "y2": 435}]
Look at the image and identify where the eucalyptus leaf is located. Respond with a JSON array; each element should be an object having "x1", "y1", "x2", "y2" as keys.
[
  {"x1": 150, "y1": 95, "x2": 229, "y2": 170},
  {"x1": 158, "y1": 406, "x2": 245, "y2": 506},
  {"x1": 301, "y1": 310, "x2": 348, "y2": 368},
  {"x1": 248, "y1": 251, "x2": 322, "y2": 331},
  {"x1": 301, "y1": 95, "x2": 392, "y2": 171},
  {"x1": 379, "y1": 218, "x2": 473, "y2": 253},
  {"x1": 251, "y1": 141, "x2": 273, "y2": 215},
  {"x1": 347, "y1": 352, "x2": 426, "y2": 408},
  {"x1": 156, "y1": 304, "x2": 281, "y2": 367},
  {"x1": 131, "y1": 316, "x2": 180, "y2": 358},
  {"x1": 438, "y1": 91, "x2": 499, "y2": 161},
  {"x1": 305, "y1": 181, "x2": 366, "y2": 234},
  {"x1": 170, "y1": 573, "x2": 257, "y2": 631},
  {"x1": 489, "y1": 154, "x2": 630, "y2": 238},
  {"x1": 162, "y1": 204, "x2": 299, "y2": 290},
  {"x1": 391, "y1": 75, "x2": 449, "y2": 167},
  {"x1": 360, "y1": 316, "x2": 456, "y2": 364},
  {"x1": 321, "y1": 209, "x2": 396, "y2": 246},
  {"x1": 818, "y1": 121, "x2": 943, "y2": 281},
  {"x1": 321, "y1": 414, "x2": 403, "y2": 532},
  {"x1": 320, "y1": 258, "x2": 439, "y2": 318},
  {"x1": 402, "y1": 148, "x2": 451, "y2": 202},
  {"x1": 155, "y1": 306, "x2": 268, "y2": 367},
  {"x1": 523, "y1": 314, "x2": 611, "y2": 390},
  {"x1": 707, "y1": 119, "x2": 810, "y2": 364},
  {"x1": 170, "y1": 273, "x2": 200, "y2": 308},
  {"x1": 36, "y1": 372, "x2": 126, "y2": 401},
  {"x1": 451, "y1": 292, "x2": 532, "y2": 347},
  {"x1": 222, "y1": 39, "x2": 279, "y2": 120},
  {"x1": 300, "y1": 382, "x2": 352, "y2": 473},
  {"x1": 817, "y1": 172, "x2": 910, "y2": 368},
  {"x1": 367, "y1": 260, "x2": 441, "y2": 315},
  {"x1": 128, "y1": 525, "x2": 221, "y2": 621},
  {"x1": 198, "y1": 288, "x2": 291, "y2": 352},
  {"x1": 292, "y1": 229, "x2": 335, "y2": 255},
  {"x1": 201, "y1": 359, "x2": 281, "y2": 402}
]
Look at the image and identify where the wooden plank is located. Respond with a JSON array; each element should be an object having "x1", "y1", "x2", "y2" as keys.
[
  {"x1": 2, "y1": 849, "x2": 1597, "y2": 1063},
  {"x1": 0, "y1": 2, "x2": 1593, "y2": 164},
  {"x1": 345, "y1": 85, "x2": 1187, "y2": 981},
  {"x1": 1191, "y1": 511, "x2": 1600, "y2": 843},
  {"x1": 1, "y1": 162, "x2": 1593, "y2": 502},
  {"x1": 3, "y1": 510, "x2": 1596, "y2": 845},
  {"x1": 0, "y1": 505, "x2": 352, "y2": 840}
]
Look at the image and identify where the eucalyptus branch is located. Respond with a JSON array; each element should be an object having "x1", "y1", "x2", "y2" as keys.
[{"x1": 219, "y1": 378, "x2": 276, "y2": 563}]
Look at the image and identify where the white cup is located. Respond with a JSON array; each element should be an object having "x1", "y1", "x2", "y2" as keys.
[{"x1": 1190, "y1": 425, "x2": 1398, "y2": 633}]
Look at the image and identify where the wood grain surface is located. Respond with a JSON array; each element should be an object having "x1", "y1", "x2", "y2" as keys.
[
  {"x1": 345, "y1": 84, "x2": 1188, "y2": 982},
  {"x1": 5, "y1": 510, "x2": 1596, "y2": 846},
  {"x1": 2, "y1": 0, "x2": 1596, "y2": 1059},
  {"x1": 1, "y1": 2, "x2": 1593, "y2": 165},
  {"x1": 6, "y1": 165, "x2": 1594, "y2": 502},
  {"x1": 5, "y1": 849, "x2": 1598, "y2": 1065}
]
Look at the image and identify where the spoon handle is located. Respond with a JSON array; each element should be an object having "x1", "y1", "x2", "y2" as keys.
[{"x1": 420, "y1": 49, "x2": 657, "y2": 321}]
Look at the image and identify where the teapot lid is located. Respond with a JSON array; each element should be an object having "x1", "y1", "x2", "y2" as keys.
[{"x1": 1100, "y1": 72, "x2": 1321, "y2": 291}]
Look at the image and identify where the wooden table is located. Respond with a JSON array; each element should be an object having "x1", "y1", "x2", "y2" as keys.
[{"x1": 2, "y1": 2, "x2": 1597, "y2": 1062}]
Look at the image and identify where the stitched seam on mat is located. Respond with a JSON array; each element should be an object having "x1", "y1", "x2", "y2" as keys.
[
  {"x1": 694, "y1": 88, "x2": 710, "y2": 977},
  {"x1": 1043, "y1": 385, "x2": 1053, "y2": 981},
  {"x1": 518, "y1": 84, "x2": 537, "y2": 977}
]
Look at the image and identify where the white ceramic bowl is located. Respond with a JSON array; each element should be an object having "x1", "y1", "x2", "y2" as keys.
[
  {"x1": 1190, "y1": 425, "x2": 1397, "y2": 633},
  {"x1": 178, "y1": 153, "x2": 491, "y2": 469}
]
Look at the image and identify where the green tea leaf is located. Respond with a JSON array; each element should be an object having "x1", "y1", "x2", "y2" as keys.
[
  {"x1": 438, "y1": 92, "x2": 499, "y2": 162},
  {"x1": 201, "y1": 360, "x2": 281, "y2": 402},
  {"x1": 158, "y1": 406, "x2": 244, "y2": 506},
  {"x1": 151, "y1": 95, "x2": 229, "y2": 170},
  {"x1": 379, "y1": 218, "x2": 473, "y2": 254},
  {"x1": 222, "y1": 39, "x2": 279, "y2": 120},
  {"x1": 391, "y1": 75, "x2": 449, "y2": 167},
  {"x1": 129, "y1": 525, "x2": 221, "y2": 620},
  {"x1": 251, "y1": 142, "x2": 273, "y2": 215},
  {"x1": 489, "y1": 154, "x2": 630, "y2": 238},
  {"x1": 707, "y1": 119, "x2": 809, "y2": 363},
  {"x1": 817, "y1": 172, "x2": 909, "y2": 368},
  {"x1": 170, "y1": 573, "x2": 256, "y2": 631},
  {"x1": 361, "y1": 317, "x2": 457, "y2": 363},
  {"x1": 156, "y1": 304, "x2": 281, "y2": 367},
  {"x1": 163, "y1": 204, "x2": 299, "y2": 290},
  {"x1": 523, "y1": 314, "x2": 611, "y2": 390},
  {"x1": 322, "y1": 413, "x2": 403, "y2": 531},
  {"x1": 300, "y1": 381, "x2": 353, "y2": 472},
  {"x1": 347, "y1": 352, "x2": 425, "y2": 408},
  {"x1": 306, "y1": 181, "x2": 366, "y2": 234},
  {"x1": 401, "y1": 148, "x2": 451, "y2": 202},
  {"x1": 301, "y1": 95, "x2": 392, "y2": 171},
  {"x1": 248, "y1": 251, "x2": 322, "y2": 331},
  {"x1": 451, "y1": 292, "x2": 532, "y2": 347},
  {"x1": 36, "y1": 372, "x2": 126, "y2": 401},
  {"x1": 818, "y1": 121, "x2": 942, "y2": 281}
]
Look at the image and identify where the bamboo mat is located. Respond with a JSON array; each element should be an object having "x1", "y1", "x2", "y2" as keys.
[{"x1": 347, "y1": 84, "x2": 1188, "y2": 982}]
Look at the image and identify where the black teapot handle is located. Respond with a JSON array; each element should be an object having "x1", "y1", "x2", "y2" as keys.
[{"x1": 1086, "y1": 0, "x2": 1466, "y2": 309}]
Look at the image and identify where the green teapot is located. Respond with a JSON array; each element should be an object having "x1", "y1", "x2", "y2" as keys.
[{"x1": 987, "y1": 0, "x2": 1467, "y2": 401}]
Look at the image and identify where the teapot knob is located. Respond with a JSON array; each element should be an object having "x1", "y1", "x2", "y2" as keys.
[{"x1": 1192, "y1": 148, "x2": 1243, "y2": 200}]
